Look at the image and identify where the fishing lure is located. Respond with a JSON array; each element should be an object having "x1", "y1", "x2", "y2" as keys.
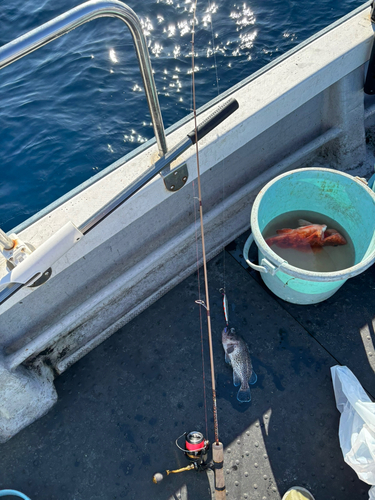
[{"x1": 220, "y1": 288, "x2": 229, "y2": 326}]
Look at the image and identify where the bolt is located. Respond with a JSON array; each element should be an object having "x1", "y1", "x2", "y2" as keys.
[
  {"x1": 182, "y1": 176, "x2": 187, "y2": 181},
  {"x1": 170, "y1": 185, "x2": 175, "y2": 190}
]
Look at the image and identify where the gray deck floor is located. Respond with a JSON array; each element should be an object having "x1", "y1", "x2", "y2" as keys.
[{"x1": 1, "y1": 230, "x2": 375, "y2": 500}]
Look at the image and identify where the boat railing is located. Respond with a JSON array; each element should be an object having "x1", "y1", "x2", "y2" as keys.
[
  {"x1": 0, "y1": 0, "x2": 240, "y2": 306},
  {"x1": 0, "y1": 0, "x2": 167, "y2": 156},
  {"x1": 0, "y1": 230, "x2": 14, "y2": 251},
  {"x1": 0, "y1": 0, "x2": 170, "y2": 286}
]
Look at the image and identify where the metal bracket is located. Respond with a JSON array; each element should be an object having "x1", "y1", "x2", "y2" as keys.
[
  {"x1": 29, "y1": 268, "x2": 52, "y2": 287},
  {"x1": 160, "y1": 163, "x2": 188, "y2": 192},
  {"x1": 1, "y1": 234, "x2": 33, "y2": 270},
  {"x1": 0, "y1": 222, "x2": 83, "y2": 288}
]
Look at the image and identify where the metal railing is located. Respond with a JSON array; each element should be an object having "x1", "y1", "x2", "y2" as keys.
[
  {"x1": 0, "y1": 0, "x2": 241, "y2": 311},
  {"x1": 0, "y1": 0, "x2": 170, "y2": 294},
  {"x1": 0, "y1": 230, "x2": 13, "y2": 250},
  {"x1": 0, "y1": 0, "x2": 167, "y2": 156}
]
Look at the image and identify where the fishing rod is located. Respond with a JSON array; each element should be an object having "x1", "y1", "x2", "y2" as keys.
[
  {"x1": 154, "y1": 1, "x2": 230, "y2": 495},
  {"x1": 187, "y1": 0, "x2": 226, "y2": 497},
  {"x1": 0, "y1": 98, "x2": 238, "y2": 306}
]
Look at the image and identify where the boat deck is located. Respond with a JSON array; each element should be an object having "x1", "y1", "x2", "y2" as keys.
[{"x1": 1, "y1": 228, "x2": 375, "y2": 500}]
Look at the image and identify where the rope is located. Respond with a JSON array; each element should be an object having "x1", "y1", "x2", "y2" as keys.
[{"x1": 191, "y1": 0, "x2": 220, "y2": 445}]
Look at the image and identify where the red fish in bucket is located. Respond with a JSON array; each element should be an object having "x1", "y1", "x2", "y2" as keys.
[
  {"x1": 322, "y1": 228, "x2": 347, "y2": 247},
  {"x1": 265, "y1": 219, "x2": 346, "y2": 251}
]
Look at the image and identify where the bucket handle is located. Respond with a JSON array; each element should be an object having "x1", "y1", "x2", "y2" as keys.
[
  {"x1": 243, "y1": 233, "x2": 283, "y2": 275},
  {"x1": 0, "y1": 491, "x2": 31, "y2": 499},
  {"x1": 369, "y1": 172, "x2": 375, "y2": 192}
]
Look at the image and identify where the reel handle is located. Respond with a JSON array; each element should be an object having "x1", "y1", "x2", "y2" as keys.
[{"x1": 153, "y1": 464, "x2": 195, "y2": 483}]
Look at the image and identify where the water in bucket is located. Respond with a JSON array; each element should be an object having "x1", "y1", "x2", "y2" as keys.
[{"x1": 262, "y1": 210, "x2": 355, "y2": 273}]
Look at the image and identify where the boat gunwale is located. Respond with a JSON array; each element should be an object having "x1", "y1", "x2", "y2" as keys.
[{"x1": 7, "y1": 0, "x2": 372, "y2": 236}]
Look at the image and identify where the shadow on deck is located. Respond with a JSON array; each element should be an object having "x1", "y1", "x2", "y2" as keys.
[{"x1": 1, "y1": 228, "x2": 375, "y2": 500}]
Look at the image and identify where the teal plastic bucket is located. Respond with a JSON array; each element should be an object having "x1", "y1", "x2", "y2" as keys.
[
  {"x1": 243, "y1": 168, "x2": 375, "y2": 304},
  {"x1": 0, "y1": 491, "x2": 31, "y2": 499}
]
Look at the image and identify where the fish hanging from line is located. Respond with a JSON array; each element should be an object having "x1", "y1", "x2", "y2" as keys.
[
  {"x1": 222, "y1": 327, "x2": 257, "y2": 403},
  {"x1": 265, "y1": 219, "x2": 346, "y2": 251}
]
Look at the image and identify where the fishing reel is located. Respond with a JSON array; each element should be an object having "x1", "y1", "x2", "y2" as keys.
[
  {"x1": 180, "y1": 430, "x2": 210, "y2": 466},
  {"x1": 153, "y1": 431, "x2": 211, "y2": 483}
]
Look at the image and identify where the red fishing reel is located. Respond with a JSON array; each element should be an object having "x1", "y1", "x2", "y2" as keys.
[
  {"x1": 153, "y1": 431, "x2": 211, "y2": 483},
  {"x1": 176, "y1": 431, "x2": 210, "y2": 466}
]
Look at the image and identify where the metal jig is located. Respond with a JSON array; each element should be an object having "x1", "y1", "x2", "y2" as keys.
[{"x1": 219, "y1": 288, "x2": 229, "y2": 326}]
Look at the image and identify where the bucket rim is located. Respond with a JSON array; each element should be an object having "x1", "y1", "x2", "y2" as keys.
[{"x1": 251, "y1": 167, "x2": 375, "y2": 282}]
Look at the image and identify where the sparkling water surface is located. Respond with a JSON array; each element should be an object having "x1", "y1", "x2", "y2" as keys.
[{"x1": 0, "y1": 0, "x2": 365, "y2": 231}]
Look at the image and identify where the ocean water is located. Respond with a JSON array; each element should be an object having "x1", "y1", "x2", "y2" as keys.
[{"x1": 0, "y1": 0, "x2": 365, "y2": 232}]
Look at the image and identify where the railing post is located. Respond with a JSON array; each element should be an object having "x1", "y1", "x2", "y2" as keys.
[{"x1": 0, "y1": 229, "x2": 14, "y2": 250}]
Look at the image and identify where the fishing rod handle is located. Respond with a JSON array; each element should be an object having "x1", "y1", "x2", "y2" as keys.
[{"x1": 187, "y1": 98, "x2": 239, "y2": 145}]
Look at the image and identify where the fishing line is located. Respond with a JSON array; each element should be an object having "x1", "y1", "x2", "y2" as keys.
[
  {"x1": 192, "y1": 181, "x2": 209, "y2": 440},
  {"x1": 190, "y1": 0, "x2": 220, "y2": 445},
  {"x1": 190, "y1": 6, "x2": 208, "y2": 440},
  {"x1": 207, "y1": 0, "x2": 228, "y2": 318}
]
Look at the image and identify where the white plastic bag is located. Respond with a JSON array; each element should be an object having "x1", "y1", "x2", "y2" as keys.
[{"x1": 331, "y1": 365, "x2": 375, "y2": 499}]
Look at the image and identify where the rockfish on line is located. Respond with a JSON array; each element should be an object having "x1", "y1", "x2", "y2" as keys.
[
  {"x1": 222, "y1": 327, "x2": 257, "y2": 403},
  {"x1": 265, "y1": 219, "x2": 346, "y2": 251}
]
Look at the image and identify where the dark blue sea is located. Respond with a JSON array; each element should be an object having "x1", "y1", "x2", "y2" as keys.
[{"x1": 0, "y1": 0, "x2": 365, "y2": 232}]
